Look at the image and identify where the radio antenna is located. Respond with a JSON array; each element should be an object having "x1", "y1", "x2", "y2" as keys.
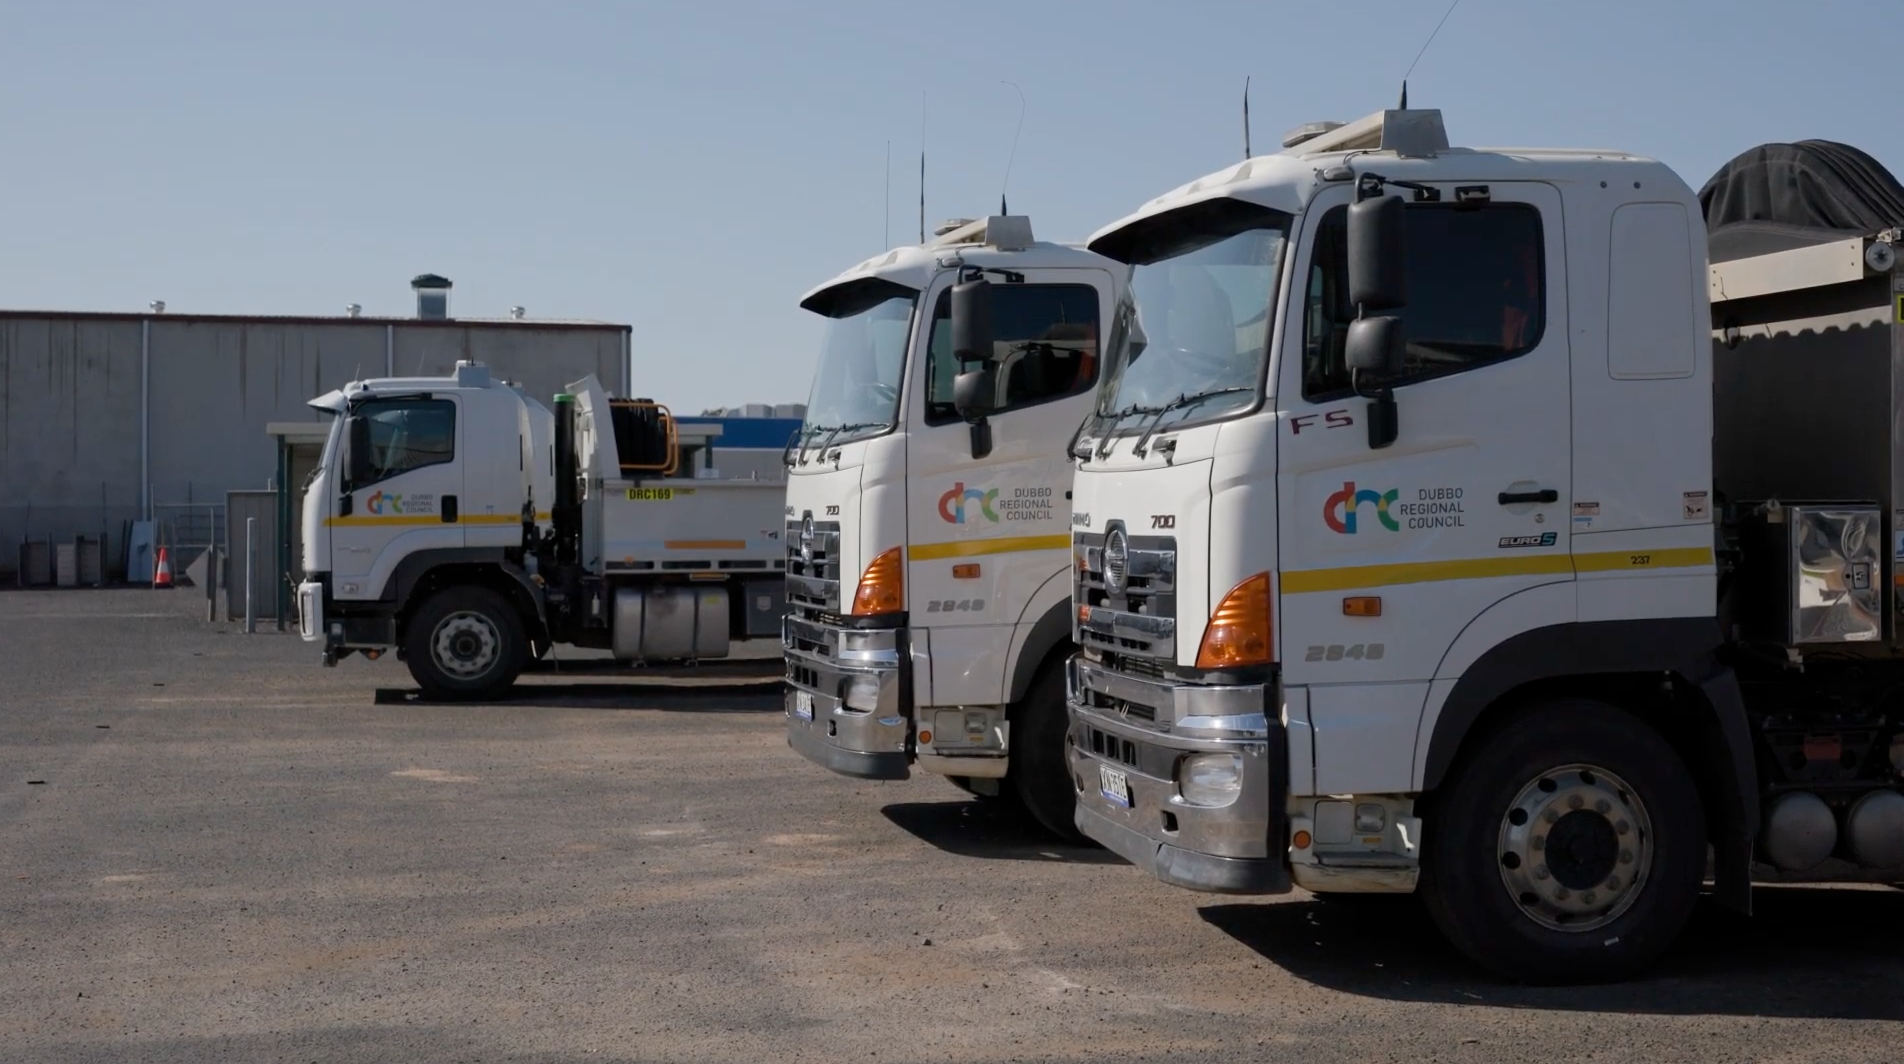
[
  {"x1": 1242, "y1": 76, "x2": 1252, "y2": 160},
  {"x1": 918, "y1": 91, "x2": 927, "y2": 244},
  {"x1": 883, "y1": 139, "x2": 891, "y2": 250},
  {"x1": 1403, "y1": 0, "x2": 1463, "y2": 92},
  {"x1": 999, "y1": 80, "x2": 1025, "y2": 215}
]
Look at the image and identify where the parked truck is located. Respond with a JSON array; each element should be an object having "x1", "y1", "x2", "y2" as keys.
[
  {"x1": 296, "y1": 362, "x2": 788, "y2": 699},
  {"x1": 1036, "y1": 107, "x2": 1904, "y2": 982},
  {"x1": 782, "y1": 215, "x2": 1129, "y2": 838}
]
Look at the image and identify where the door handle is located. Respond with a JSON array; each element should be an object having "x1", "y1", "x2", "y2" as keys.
[
  {"x1": 442, "y1": 495, "x2": 459, "y2": 523},
  {"x1": 1498, "y1": 489, "x2": 1559, "y2": 505}
]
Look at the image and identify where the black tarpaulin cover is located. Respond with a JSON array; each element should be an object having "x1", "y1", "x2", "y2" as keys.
[{"x1": 1698, "y1": 140, "x2": 1904, "y2": 262}]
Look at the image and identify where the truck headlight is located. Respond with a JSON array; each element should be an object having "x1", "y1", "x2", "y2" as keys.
[
  {"x1": 1178, "y1": 753, "x2": 1243, "y2": 807},
  {"x1": 843, "y1": 675, "x2": 882, "y2": 711}
]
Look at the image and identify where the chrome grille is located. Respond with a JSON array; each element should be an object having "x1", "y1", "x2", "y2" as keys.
[
  {"x1": 1074, "y1": 526, "x2": 1177, "y2": 659},
  {"x1": 786, "y1": 516, "x2": 843, "y2": 614}
]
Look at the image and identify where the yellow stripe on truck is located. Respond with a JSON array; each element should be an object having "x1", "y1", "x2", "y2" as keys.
[
  {"x1": 324, "y1": 512, "x2": 550, "y2": 528},
  {"x1": 1281, "y1": 547, "x2": 1713, "y2": 594},
  {"x1": 909, "y1": 534, "x2": 1071, "y2": 561}
]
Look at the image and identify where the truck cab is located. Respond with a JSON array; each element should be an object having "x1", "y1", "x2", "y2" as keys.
[
  {"x1": 298, "y1": 362, "x2": 787, "y2": 699},
  {"x1": 1062, "y1": 108, "x2": 1784, "y2": 982},
  {"x1": 783, "y1": 216, "x2": 1128, "y2": 837}
]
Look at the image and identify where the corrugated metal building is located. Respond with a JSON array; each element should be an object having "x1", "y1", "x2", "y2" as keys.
[{"x1": 2, "y1": 282, "x2": 632, "y2": 580}]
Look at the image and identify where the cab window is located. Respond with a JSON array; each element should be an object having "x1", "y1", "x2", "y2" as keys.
[
  {"x1": 1301, "y1": 202, "x2": 1544, "y2": 399},
  {"x1": 924, "y1": 284, "x2": 1099, "y2": 424},
  {"x1": 354, "y1": 397, "x2": 456, "y2": 485}
]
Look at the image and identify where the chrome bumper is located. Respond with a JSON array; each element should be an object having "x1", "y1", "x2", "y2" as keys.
[
  {"x1": 784, "y1": 616, "x2": 910, "y2": 781},
  {"x1": 1065, "y1": 657, "x2": 1289, "y2": 895}
]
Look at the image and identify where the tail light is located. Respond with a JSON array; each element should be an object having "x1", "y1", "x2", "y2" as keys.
[
  {"x1": 1195, "y1": 572, "x2": 1273, "y2": 669},
  {"x1": 851, "y1": 547, "x2": 904, "y2": 616}
]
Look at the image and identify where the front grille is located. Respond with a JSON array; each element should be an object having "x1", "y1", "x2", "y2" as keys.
[
  {"x1": 787, "y1": 661, "x2": 820, "y2": 689},
  {"x1": 1074, "y1": 670, "x2": 1160, "y2": 724},
  {"x1": 1074, "y1": 527, "x2": 1177, "y2": 658},
  {"x1": 785, "y1": 516, "x2": 843, "y2": 614},
  {"x1": 1087, "y1": 725, "x2": 1141, "y2": 767}
]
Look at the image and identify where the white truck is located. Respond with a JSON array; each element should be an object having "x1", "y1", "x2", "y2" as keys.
[
  {"x1": 782, "y1": 215, "x2": 1128, "y2": 837},
  {"x1": 296, "y1": 362, "x2": 788, "y2": 699},
  {"x1": 1048, "y1": 107, "x2": 1904, "y2": 982}
]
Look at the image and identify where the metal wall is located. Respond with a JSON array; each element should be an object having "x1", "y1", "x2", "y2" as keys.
[{"x1": 0, "y1": 312, "x2": 631, "y2": 579}]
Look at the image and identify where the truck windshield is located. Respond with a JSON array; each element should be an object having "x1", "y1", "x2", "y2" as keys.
[
  {"x1": 798, "y1": 289, "x2": 917, "y2": 449},
  {"x1": 1090, "y1": 216, "x2": 1288, "y2": 440}
]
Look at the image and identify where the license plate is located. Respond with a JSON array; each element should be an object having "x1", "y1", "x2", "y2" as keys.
[
  {"x1": 1099, "y1": 764, "x2": 1131, "y2": 807},
  {"x1": 791, "y1": 689, "x2": 814, "y2": 720}
]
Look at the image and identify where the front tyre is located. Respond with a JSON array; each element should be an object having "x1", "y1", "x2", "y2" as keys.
[
  {"x1": 1010, "y1": 662, "x2": 1089, "y2": 845},
  {"x1": 404, "y1": 586, "x2": 528, "y2": 702},
  {"x1": 1420, "y1": 700, "x2": 1705, "y2": 984}
]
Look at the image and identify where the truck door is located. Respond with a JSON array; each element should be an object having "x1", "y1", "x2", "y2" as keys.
[
  {"x1": 1274, "y1": 182, "x2": 1571, "y2": 794},
  {"x1": 905, "y1": 268, "x2": 1113, "y2": 705},
  {"x1": 329, "y1": 394, "x2": 465, "y2": 601}
]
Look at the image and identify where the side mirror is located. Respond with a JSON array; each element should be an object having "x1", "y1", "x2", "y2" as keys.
[
  {"x1": 1345, "y1": 316, "x2": 1405, "y2": 377},
  {"x1": 344, "y1": 415, "x2": 373, "y2": 489},
  {"x1": 1348, "y1": 194, "x2": 1406, "y2": 310},
  {"x1": 1344, "y1": 318, "x2": 1404, "y2": 451},
  {"x1": 952, "y1": 365, "x2": 996, "y2": 423},
  {"x1": 950, "y1": 277, "x2": 995, "y2": 364},
  {"x1": 952, "y1": 367, "x2": 996, "y2": 460}
]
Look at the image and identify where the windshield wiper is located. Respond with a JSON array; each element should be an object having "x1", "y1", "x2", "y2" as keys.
[
  {"x1": 801, "y1": 421, "x2": 890, "y2": 463},
  {"x1": 1132, "y1": 386, "x2": 1255, "y2": 457},
  {"x1": 1089, "y1": 402, "x2": 1165, "y2": 460}
]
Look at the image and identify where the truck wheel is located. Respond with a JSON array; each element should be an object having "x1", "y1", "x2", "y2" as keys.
[
  {"x1": 1420, "y1": 700, "x2": 1705, "y2": 984},
  {"x1": 1010, "y1": 662, "x2": 1089, "y2": 845},
  {"x1": 404, "y1": 586, "x2": 528, "y2": 702}
]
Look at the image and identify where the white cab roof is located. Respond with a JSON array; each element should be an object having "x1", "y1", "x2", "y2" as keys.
[
  {"x1": 1088, "y1": 109, "x2": 1693, "y2": 255},
  {"x1": 800, "y1": 215, "x2": 1120, "y2": 317}
]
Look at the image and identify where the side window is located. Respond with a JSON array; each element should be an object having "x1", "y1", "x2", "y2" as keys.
[
  {"x1": 1302, "y1": 202, "x2": 1545, "y2": 399},
  {"x1": 356, "y1": 398, "x2": 456, "y2": 485},
  {"x1": 924, "y1": 284, "x2": 1099, "y2": 423}
]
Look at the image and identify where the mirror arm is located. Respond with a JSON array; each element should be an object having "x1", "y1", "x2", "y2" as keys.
[{"x1": 1358, "y1": 172, "x2": 1440, "y2": 203}]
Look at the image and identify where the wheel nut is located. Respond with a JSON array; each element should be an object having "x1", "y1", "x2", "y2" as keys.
[
  {"x1": 1620, "y1": 850, "x2": 1634, "y2": 864},
  {"x1": 1568, "y1": 794, "x2": 1584, "y2": 810},
  {"x1": 1605, "y1": 875, "x2": 1621, "y2": 890},
  {"x1": 1544, "y1": 809, "x2": 1560, "y2": 824},
  {"x1": 1595, "y1": 799, "x2": 1611, "y2": 814},
  {"x1": 1554, "y1": 888, "x2": 1571, "y2": 900},
  {"x1": 1535, "y1": 866, "x2": 1551, "y2": 880},
  {"x1": 1582, "y1": 890, "x2": 1597, "y2": 904},
  {"x1": 1532, "y1": 836, "x2": 1545, "y2": 851},
  {"x1": 1616, "y1": 820, "x2": 1630, "y2": 835}
]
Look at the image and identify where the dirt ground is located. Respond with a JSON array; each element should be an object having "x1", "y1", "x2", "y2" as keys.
[{"x1": 2, "y1": 588, "x2": 1900, "y2": 1063}]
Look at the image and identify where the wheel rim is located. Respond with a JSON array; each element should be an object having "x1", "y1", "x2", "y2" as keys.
[
  {"x1": 1496, "y1": 763, "x2": 1652, "y2": 933},
  {"x1": 431, "y1": 610, "x2": 501, "y2": 680}
]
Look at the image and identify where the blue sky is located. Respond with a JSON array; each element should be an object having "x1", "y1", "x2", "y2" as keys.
[{"x1": 2, "y1": 0, "x2": 1895, "y2": 412}]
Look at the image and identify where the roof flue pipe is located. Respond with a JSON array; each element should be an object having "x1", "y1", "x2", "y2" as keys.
[{"x1": 411, "y1": 273, "x2": 452, "y2": 320}]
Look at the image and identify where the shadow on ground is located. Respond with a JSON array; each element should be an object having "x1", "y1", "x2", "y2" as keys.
[
  {"x1": 1201, "y1": 885, "x2": 1904, "y2": 1019},
  {"x1": 373, "y1": 684, "x2": 783, "y2": 712},
  {"x1": 881, "y1": 799, "x2": 1127, "y2": 865}
]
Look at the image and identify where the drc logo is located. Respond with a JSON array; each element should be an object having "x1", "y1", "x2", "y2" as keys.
[
  {"x1": 1324, "y1": 481, "x2": 1400, "y2": 534},
  {"x1": 938, "y1": 482, "x2": 999, "y2": 524},
  {"x1": 367, "y1": 491, "x2": 406, "y2": 516}
]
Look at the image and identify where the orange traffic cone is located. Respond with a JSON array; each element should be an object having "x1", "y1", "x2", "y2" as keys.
[{"x1": 153, "y1": 547, "x2": 174, "y2": 589}]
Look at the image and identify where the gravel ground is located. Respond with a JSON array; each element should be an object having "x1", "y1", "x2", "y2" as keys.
[{"x1": 2, "y1": 588, "x2": 1900, "y2": 1063}]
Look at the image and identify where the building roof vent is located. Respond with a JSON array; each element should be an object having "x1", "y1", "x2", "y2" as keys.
[{"x1": 411, "y1": 274, "x2": 452, "y2": 320}]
